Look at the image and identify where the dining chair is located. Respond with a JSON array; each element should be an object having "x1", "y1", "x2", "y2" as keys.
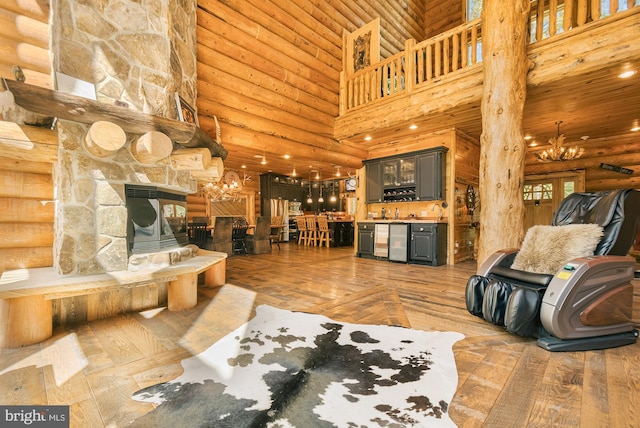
[
  {"x1": 211, "y1": 216, "x2": 233, "y2": 255},
  {"x1": 232, "y1": 218, "x2": 249, "y2": 255},
  {"x1": 246, "y1": 216, "x2": 271, "y2": 254},
  {"x1": 316, "y1": 216, "x2": 332, "y2": 248},
  {"x1": 189, "y1": 222, "x2": 209, "y2": 248},
  {"x1": 295, "y1": 216, "x2": 308, "y2": 245},
  {"x1": 305, "y1": 215, "x2": 318, "y2": 246},
  {"x1": 269, "y1": 215, "x2": 283, "y2": 249}
]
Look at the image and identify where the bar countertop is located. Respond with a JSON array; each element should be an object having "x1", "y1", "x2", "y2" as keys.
[{"x1": 357, "y1": 218, "x2": 448, "y2": 224}]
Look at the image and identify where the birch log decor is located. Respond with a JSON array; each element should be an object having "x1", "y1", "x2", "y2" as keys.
[
  {"x1": 130, "y1": 131, "x2": 173, "y2": 164},
  {"x1": 84, "y1": 121, "x2": 127, "y2": 158},
  {"x1": 477, "y1": 0, "x2": 531, "y2": 265}
]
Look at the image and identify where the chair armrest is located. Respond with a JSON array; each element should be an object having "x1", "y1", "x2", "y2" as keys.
[
  {"x1": 478, "y1": 248, "x2": 519, "y2": 277},
  {"x1": 490, "y1": 265, "x2": 554, "y2": 287}
]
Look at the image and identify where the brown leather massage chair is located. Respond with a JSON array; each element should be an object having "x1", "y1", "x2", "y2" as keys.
[{"x1": 466, "y1": 189, "x2": 640, "y2": 351}]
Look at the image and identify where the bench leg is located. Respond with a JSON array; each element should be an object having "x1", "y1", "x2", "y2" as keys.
[
  {"x1": 168, "y1": 273, "x2": 198, "y2": 311},
  {"x1": 0, "y1": 295, "x2": 52, "y2": 348},
  {"x1": 204, "y1": 258, "x2": 226, "y2": 287}
]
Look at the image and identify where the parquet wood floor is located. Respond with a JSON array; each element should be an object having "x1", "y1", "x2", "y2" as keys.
[{"x1": 1, "y1": 244, "x2": 639, "y2": 427}]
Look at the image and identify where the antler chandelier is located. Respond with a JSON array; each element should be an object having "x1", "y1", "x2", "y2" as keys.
[
  {"x1": 535, "y1": 121, "x2": 585, "y2": 162},
  {"x1": 201, "y1": 170, "x2": 242, "y2": 202}
]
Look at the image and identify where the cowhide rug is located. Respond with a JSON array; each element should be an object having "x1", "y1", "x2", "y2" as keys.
[{"x1": 131, "y1": 305, "x2": 464, "y2": 427}]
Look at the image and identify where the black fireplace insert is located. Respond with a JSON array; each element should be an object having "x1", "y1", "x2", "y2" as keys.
[{"x1": 126, "y1": 184, "x2": 189, "y2": 254}]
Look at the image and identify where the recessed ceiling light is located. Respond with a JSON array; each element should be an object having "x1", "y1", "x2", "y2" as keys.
[
  {"x1": 618, "y1": 70, "x2": 637, "y2": 78},
  {"x1": 364, "y1": 136, "x2": 372, "y2": 141},
  {"x1": 409, "y1": 124, "x2": 418, "y2": 130},
  {"x1": 632, "y1": 126, "x2": 640, "y2": 132},
  {"x1": 529, "y1": 141, "x2": 538, "y2": 147},
  {"x1": 524, "y1": 135, "x2": 533, "y2": 140},
  {"x1": 283, "y1": 154, "x2": 290, "y2": 159}
]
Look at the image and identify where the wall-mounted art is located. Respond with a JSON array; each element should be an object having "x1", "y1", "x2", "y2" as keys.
[
  {"x1": 344, "y1": 18, "x2": 380, "y2": 76},
  {"x1": 175, "y1": 93, "x2": 198, "y2": 126}
]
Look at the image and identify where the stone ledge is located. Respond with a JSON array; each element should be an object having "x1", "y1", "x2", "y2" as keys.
[{"x1": 128, "y1": 244, "x2": 200, "y2": 271}]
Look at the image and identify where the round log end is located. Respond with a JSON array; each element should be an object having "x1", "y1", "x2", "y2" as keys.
[
  {"x1": 84, "y1": 121, "x2": 127, "y2": 158},
  {"x1": 131, "y1": 131, "x2": 174, "y2": 164}
]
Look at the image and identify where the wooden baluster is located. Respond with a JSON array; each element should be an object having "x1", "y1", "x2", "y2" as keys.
[
  {"x1": 471, "y1": 25, "x2": 478, "y2": 64},
  {"x1": 452, "y1": 32, "x2": 460, "y2": 72},
  {"x1": 372, "y1": 67, "x2": 379, "y2": 101},
  {"x1": 537, "y1": 0, "x2": 545, "y2": 42},
  {"x1": 390, "y1": 60, "x2": 396, "y2": 94},
  {"x1": 564, "y1": 0, "x2": 574, "y2": 31},
  {"x1": 577, "y1": 0, "x2": 588, "y2": 25},
  {"x1": 591, "y1": 0, "x2": 601, "y2": 20},
  {"x1": 611, "y1": 0, "x2": 619, "y2": 14},
  {"x1": 549, "y1": 0, "x2": 558, "y2": 36},
  {"x1": 443, "y1": 36, "x2": 450, "y2": 75},
  {"x1": 426, "y1": 44, "x2": 433, "y2": 81},
  {"x1": 461, "y1": 27, "x2": 468, "y2": 69},
  {"x1": 416, "y1": 48, "x2": 425, "y2": 83},
  {"x1": 435, "y1": 40, "x2": 442, "y2": 78}
]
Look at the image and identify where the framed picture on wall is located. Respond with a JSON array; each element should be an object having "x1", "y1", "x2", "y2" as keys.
[{"x1": 175, "y1": 93, "x2": 198, "y2": 126}]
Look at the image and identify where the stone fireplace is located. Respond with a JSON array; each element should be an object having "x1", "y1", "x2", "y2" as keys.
[{"x1": 51, "y1": 0, "x2": 199, "y2": 275}]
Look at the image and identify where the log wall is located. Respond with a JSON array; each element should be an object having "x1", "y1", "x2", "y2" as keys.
[
  {"x1": 424, "y1": 0, "x2": 463, "y2": 38},
  {"x1": 195, "y1": 0, "x2": 426, "y2": 174},
  {"x1": 0, "y1": 156, "x2": 54, "y2": 271},
  {"x1": 0, "y1": 1, "x2": 51, "y2": 88}
]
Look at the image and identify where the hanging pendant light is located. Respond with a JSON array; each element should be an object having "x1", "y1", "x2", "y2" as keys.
[
  {"x1": 317, "y1": 171, "x2": 324, "y2": 203},
  {"x1": 328, "y1": 180, "x2": 337, "y2": 202},
  {"x1": 307, "y1": 170, "x2": 313, "y2": 203}
]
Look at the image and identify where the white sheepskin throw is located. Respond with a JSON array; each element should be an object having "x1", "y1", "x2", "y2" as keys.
[{"x1": 511, "y1": 224, "x2": 604, "y2": 274}]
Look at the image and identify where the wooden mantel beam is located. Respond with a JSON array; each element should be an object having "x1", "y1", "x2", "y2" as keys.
[{"x1": 4, "y1": 80, "x2": 227, "y2": 160}]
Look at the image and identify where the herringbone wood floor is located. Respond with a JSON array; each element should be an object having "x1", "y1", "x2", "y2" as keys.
[{"x1": 1, "y1": 244, "x2": 639, "y2": 427}]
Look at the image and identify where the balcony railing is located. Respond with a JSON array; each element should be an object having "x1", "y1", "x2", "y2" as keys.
[{"x1": 339, "y1": 0, "x2": 639, "y2": 115}]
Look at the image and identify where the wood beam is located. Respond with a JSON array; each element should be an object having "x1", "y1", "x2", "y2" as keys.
[{"x1": 4, "y1": 80, "x2": 227, "y2": 159}]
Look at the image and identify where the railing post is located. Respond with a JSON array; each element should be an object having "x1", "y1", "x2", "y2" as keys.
[
  {"x1": 339, "y1": 71, "x2": 346, "y2": 115},
  {"x1": 404, "y1": 39, "x2": 415, "y2": 93}
]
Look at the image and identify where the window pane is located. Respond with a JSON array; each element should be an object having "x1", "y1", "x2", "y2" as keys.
[
  {"x1": 467, "y1": 0, "x2": 482, "y2": 21},
  {"x1": 564, "y1": 181, "x2": 575, "y2": 198}
]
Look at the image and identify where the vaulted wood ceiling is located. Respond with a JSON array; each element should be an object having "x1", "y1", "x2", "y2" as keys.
[{"x1": 195, "y1": 1, "x2": 640, "y2": 182}]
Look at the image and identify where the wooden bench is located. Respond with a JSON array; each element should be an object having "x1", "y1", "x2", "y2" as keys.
[{"x1": 0, "y1": 250, "x2": 227, "y2": 348}]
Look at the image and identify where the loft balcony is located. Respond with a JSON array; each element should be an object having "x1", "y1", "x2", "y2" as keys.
[{"x1": 334, "y1": 1, "x2": 640, "y2": 153}]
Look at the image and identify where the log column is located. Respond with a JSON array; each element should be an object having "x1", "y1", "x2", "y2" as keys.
[
  {"x1": 0, "y1": 295, "x2": 52, "y2": 348},
  {"x1": 204, "y1": 258, "x2": 226, "y2": 287},
  {"x1": 167, "y1": 272, "x2": 198, "y2": 311},
  {"x1": 477, "y1": 0, "x2": 531, "y2": 264}
]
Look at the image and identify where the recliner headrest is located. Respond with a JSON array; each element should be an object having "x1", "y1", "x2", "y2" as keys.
[{"x1": 551, "y1": 189, "x2": 640, "y2": 256}]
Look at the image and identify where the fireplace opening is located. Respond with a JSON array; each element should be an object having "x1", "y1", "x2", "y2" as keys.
[{"x1": 126, "y1": 184, "x2": 189, "y2": 254}]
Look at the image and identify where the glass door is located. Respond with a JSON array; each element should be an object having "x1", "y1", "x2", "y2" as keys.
[{"x1": 382, "y1": 160, "x2": 398, "y2": 186}]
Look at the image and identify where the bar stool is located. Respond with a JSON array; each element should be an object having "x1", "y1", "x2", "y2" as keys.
[
  {"x1": 305, "y1": 216, "x2": 318, "y2": 246},
  {"x1": 316, "y1": 216, "x2": 332, "y2": 248},
  {"x1": 295, "y1": 216, "x2": 308, "y2": 245}
]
